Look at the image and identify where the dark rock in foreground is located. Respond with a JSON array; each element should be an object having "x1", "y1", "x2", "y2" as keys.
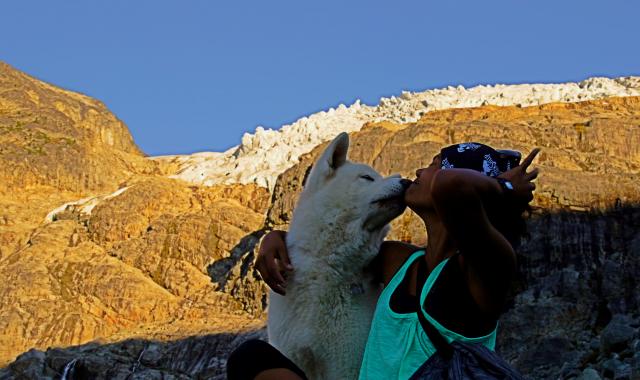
[{"x1": 0, "y1": 329, "x2": 266, "y2": 380}]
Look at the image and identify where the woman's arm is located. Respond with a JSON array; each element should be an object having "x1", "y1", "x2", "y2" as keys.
[
  {"x1": 430, "y1": 149, "x2": 539, "y2": 315},
  {"x1": 255, "y1": 231, "x2": 420, "y2": 293},
  {"x1": 255, "y1": 230, "x2": 293, "y2": 295}
]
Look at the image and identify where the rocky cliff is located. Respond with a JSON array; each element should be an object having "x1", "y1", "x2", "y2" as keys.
[
  {"x1": 0, "y1": 63, "x2": 272, "y2": 371},
  {"x1": 0, "y1": 61, "x2": 161, "y2": 260},
  {"x1": 268, "y1": 97, "x2": 640, "y2": 228},
  {"x1": 0, "y1": 62, "x2": 155, "y2": 193},
  {"x1": 0, "y1": 176, "x2": 272, "y2": 366},
  {"x1": 223, "y1": 97, "x2": 640, "y2": 379},
  {"x1": 1, "y1": 61, "x2": 639, "y2": 379}
]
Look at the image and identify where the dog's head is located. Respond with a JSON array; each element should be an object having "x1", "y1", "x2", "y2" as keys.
[{"x1": 296, "y1": 132, "x2": 411, "y2": 236}]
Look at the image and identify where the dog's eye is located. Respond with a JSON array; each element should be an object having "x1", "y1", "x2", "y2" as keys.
[{"x1": 360, "y1": 175, "x2": 375, "y2": 181}]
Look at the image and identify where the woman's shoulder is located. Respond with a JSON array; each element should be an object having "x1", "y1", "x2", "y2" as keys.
[{"x1": 378, "y1": 241, "x2": 423, "y2": 286}]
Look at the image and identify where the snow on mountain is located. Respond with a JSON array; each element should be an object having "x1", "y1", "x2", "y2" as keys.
[{"x1": 151, "y1": 76, "x2": 640, "y2": 190}]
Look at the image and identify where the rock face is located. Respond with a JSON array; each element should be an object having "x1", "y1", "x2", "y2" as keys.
[
  {"x1": 259, "y1": 97, "x2": 640, "y2": 379},
  {"x1": 0, "y1": 62, "x2": 155, "y2": 193},
  {"x1": 1, "y1": 324, "x2": 266, "y2": 380},
  {"x1": 0, "y1": 175, "x2": 271, "y2": 367},
  {"x1": 2, "y1": 60, "x2": 640, "y2": 379},
  {"x1": 0, "y1": 61, "x2": 159, "y2": 261},
  {"x1": 0, "y1": 62, "x2": 272, "y2": 369},
  {"x1": 268, "y1": 97, "x2": 640, "y2": 229}
]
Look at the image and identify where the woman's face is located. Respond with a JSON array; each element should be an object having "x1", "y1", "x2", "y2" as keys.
[{"x1": 404, "y1": 154, "x2": 442, "y2": 211}]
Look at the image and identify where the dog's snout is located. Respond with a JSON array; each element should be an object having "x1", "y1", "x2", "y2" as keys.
[{"x1": 400, "y1": 179, "x2": 413, "y2": 189}]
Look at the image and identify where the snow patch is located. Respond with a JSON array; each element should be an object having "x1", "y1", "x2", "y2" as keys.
[
  {"x1": 150, "y1": 76, "x2": 640, "y2": 190},
  {"x1": 45, "y1": 186, "x2": 130, "y2": 223}
]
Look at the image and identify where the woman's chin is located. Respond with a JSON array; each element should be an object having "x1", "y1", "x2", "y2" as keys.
[
  {"x1": 406, "y1": 202, "x2": 420, "y2": 213},
  {"x1": 404, "y1": 194, "x2": 418, "y2": 211},
  {"x1": 404, "y1": 192, "x2": 432, "y2": 212}
]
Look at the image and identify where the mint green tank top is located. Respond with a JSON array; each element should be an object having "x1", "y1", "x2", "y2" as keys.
[{"x1": 358, "y1": 250, "x2": 498, "y2": 380}]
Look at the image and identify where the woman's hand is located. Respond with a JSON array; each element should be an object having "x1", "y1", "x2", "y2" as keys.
[
  {"x1": 255, "y1": 230, "x2": 293, "y2": 295},
  {"x1": 497, "y1": 148, "x2": 541, "y2": 204}
]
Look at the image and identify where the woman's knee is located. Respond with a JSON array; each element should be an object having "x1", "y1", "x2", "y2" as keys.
[
  {"x1": 227, "y1": 339, "x2": 267, "y2": 379},
  {"x1": 226, "y1": 339, "x2": 306, "y2": 380}
]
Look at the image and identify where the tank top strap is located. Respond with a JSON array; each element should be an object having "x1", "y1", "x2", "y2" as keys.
[
  {"x1": 418, "y1": 253, "x2": 499, "y2": 345},
  {"x1": 418, "y1": 256, "x2": 451, "y2": 307}
]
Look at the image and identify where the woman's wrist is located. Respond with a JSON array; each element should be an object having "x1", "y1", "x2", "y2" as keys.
[{"x1": 494, "y1": 178, "x2": 514, "y2": 196}]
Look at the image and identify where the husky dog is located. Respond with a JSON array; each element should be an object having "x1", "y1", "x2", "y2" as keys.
[{"x1": 267, "y1": 132, "x2": 411, "y2": 379}]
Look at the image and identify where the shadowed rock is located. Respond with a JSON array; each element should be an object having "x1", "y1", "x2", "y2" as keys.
[
  {"x1": 237, "y1": 98, "x2": 640, "y2": 378},
  {"x1": 0, "y1": 328, "x2": 267, "y2": 380}
]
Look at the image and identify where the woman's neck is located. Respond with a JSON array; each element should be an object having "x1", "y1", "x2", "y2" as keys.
[{"x1": 419, "y1": 210, "x2": 457, "y2": 266}]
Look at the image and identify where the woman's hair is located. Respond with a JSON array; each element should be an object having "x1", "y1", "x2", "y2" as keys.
[
  {"x1": 439, "y1": 142, "x2": 531, "y2": 250},
  {"x1": 486, "y1": 201, "x2": 531, "y2": 250}
]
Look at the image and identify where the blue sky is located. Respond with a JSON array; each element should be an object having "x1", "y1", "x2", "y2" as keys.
[{"x1": 1, "y1": 1, "x2": 638, "y2": 156}]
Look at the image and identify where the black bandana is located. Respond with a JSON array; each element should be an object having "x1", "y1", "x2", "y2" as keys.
[{"x1": 440, "y1": 142, "x2": 521, "y2": 177}]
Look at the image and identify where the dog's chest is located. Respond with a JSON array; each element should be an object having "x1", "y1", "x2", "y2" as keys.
[{"x1": 292, "y1": 275, "x2": 379, "y2": 325}]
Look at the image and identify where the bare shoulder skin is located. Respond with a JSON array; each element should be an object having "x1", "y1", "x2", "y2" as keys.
[{"x1": 367, "y1": 240, "x2": 421, "y2": 286}]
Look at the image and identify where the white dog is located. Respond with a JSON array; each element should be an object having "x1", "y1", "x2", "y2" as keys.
[{"x1": 267, "y1": 132, "x2": 411, "y2": 379}]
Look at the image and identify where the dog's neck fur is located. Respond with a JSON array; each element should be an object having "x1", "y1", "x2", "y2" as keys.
[{"x1": 287, "y1": 207, "x2": 388, "y2": 285}]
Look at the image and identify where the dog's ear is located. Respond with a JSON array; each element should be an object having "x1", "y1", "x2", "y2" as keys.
[
  {"x1": 304, "y1": 132, "x2": 349, "y2": 192},
  {"x1": 324, "y1": 132, "x2": 349, "y2": 170}
]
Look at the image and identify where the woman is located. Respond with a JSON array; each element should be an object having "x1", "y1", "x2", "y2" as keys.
[{"x1": 227, "y1": 142, "x2": 540, "y2": 380}]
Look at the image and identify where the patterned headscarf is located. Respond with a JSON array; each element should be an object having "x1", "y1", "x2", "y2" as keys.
[{"x1": 440, "y1": 142, "x2": 521, "y2": 177}]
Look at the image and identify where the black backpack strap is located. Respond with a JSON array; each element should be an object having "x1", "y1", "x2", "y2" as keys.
[{"x1": 416, "y1": 257, "x2": 453, "y2": 360}]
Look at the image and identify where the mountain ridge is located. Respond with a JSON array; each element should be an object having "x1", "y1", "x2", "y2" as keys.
[{"x1": 154, "y1": 76, "x2": 640, "y2": 190}]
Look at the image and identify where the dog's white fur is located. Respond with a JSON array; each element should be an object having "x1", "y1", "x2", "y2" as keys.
[{"x1": 267, "y1": 133, "x2": 408, "y2": 379}]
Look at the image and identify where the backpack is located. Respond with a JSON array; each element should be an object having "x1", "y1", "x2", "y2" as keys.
[{"x1": 410, "y1": 258, "x2": 525, "y2": 380}]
